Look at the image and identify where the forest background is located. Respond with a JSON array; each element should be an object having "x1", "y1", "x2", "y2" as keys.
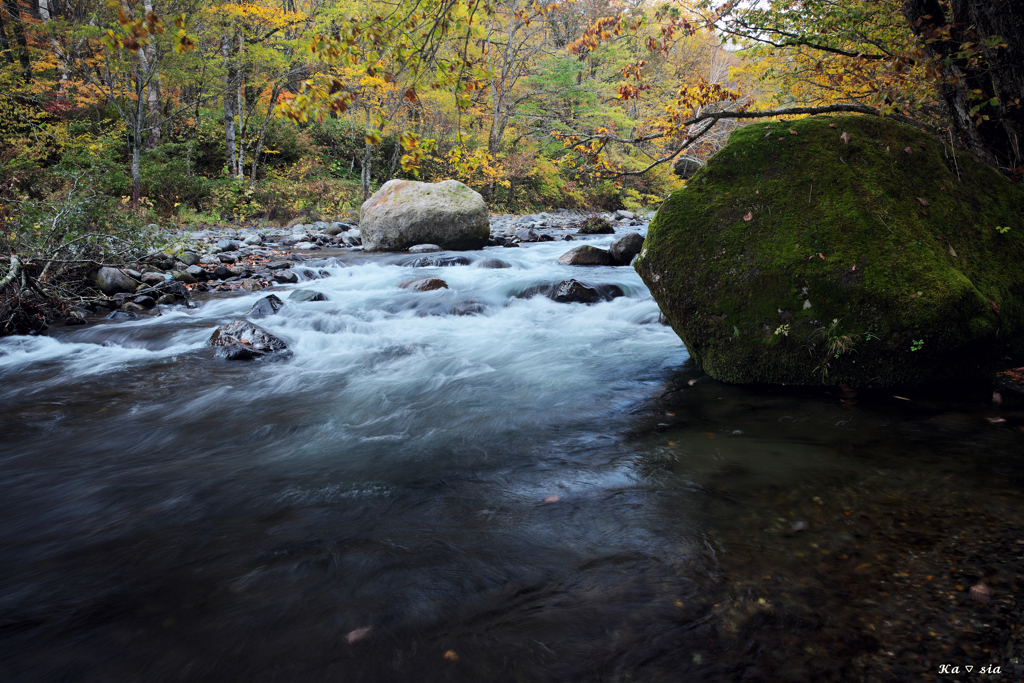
[{"x1": 0, "y1": 0, "x2": 1020, "y2": 256}]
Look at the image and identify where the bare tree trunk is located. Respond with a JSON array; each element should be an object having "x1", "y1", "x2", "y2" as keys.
[
  {"x1": 250, "y1": 84, "x2": 282, "y2": 184},
  {"x1": 222, "y1": 37, "x2": 238, "y2": 176},
  {"x1": 361, "y1": 142, "x2": 372, "y2": 200},
  {"x1": 4, "y1": 0, "x2": 33, "y2": 82},
  {"x1": 141, "y1": 0, "x2": 161, "y2": 148},
  {"x1": 903, "y1": 0, "x2": 1024, "y2": 168},
  {"x1": 236, "y1": 69, "x2": 244, "y2": 177},
  {"x1": 0, "y1": 11, "x2": 14, "y2": 64}
]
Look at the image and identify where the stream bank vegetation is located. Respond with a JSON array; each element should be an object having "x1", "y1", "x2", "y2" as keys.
[{"x1": 1, "y1": 0, "x2": 1022, "y2": 334}]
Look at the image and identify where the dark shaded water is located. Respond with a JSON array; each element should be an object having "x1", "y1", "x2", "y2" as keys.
[{"x1": 1, "y1": 239, "x2": 1022, "y2": 682}]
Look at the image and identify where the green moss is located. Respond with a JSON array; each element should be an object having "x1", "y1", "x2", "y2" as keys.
[{"x1": 635, "y1": 115, "x2": 1024, "y2": 387}]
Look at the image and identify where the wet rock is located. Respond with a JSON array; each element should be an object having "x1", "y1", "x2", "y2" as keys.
[
  {"x1": 171, "y1": 270, "x2": 197, "y2": 284},
  {"x1": 249, "y1": 294, "x2": 284, "y2": 318},
  {"x1": 140, "y1": 272, "x2": 167, "y2": 286},
  {"x1": 399, "y1": 277, "x2": 449, "y2": 292},
  {"x1": 241, "y1": 278, "x2": 262, "y2": 291},
  {"x1": 199, "y1": 255, "x2": 220, "y2": 265},
  {"x1": 273, "y1": 270, "x2": 298, "y2": 284},
  {"x1": 411, "y1": 255, "x2": 472, "y2": 268},
  {"x1": 179, "y1": 252, "x2": 201, "y2": 267},
  {"x1": 120, "y1": 302, "x2": 145, "y2": 312},
  {"x1": 551, "y1": 279, "x2": 619, "y2": 303},
  {"x1": 266, "y1": 260, "x2": 292, "y2": 270},
  {"x1": 577, "y1": 217, "x2": 615, "y2": 234},
  {"x1": 342, "y1": 234, "x2": 362, "y2": 247},
  {"x1": 217, "y1": 239, "x2": 239, "y2": 251},
  {"x1": 450, "y1": 301, "x2": 485, "y2": 315},
  {"x1": 186, "y1": 265, "x2": 208, "y2": 281},
  {"x1": 208, "y1": 320, "x2": 287, "y2": 360},
  {"x1": 217, "y1": 253, "x2": 238, "y2": 264},
  {"x1": 518, "y1": 279, "x2": 624, "y2": 304},
  {"x1": 243, "y1": 234, "x2": 262, "y2": 246},
  {"x1": 609, "y1": 232, "x2": 645, "y2": 265},
  {"x1": 94, "y1": 267, "x2": 138, "y2": 295},
  {"x1": 514, "y1": 228, "x2": 540, "y2": 242},
  {"x1": 156, "y1": 294, "x2": 176, "y2": 305},
  {"x1": 132, "y1": 295, "x2": 156, "y2": 309},
  {"x1": 64, "y1": 316, "x2": 87, "y2": 326},
  {"x1": 558, "y1": 245, "x2": 614, "y2": 266},
  {"x1": 213, "y1": 266, "x2": 233, "y2": 280},
  {"x1": 293, "y1": 241, "x2": 317, "y2": 250},
  {"x1": 105, "y1": 310, "x2": 138, "y2": 321},
  {"x1": 360, "y1": 179, "x2": 489, "y2": 251},
  {"x1": 288, "y1": 289, "x2": 328, "y2": 302},
  {"x1": 409, "y1": 243, "x2": 441, "y2": 253},
  {"x1": 502, "y1": 241, "x2": 520, "y2": 248},
  {"x1": 476, "y1": 258, "x2": 511, "y2": 269},
  {"x1": 614, "y1": 209, "x2": 635, "y2": 220}
]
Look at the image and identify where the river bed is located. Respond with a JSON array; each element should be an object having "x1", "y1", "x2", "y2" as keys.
[{"x1": 1, "y1": 234, "x2": 1022, "y2": 682}]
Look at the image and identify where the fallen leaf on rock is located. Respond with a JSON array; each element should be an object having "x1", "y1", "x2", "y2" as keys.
[
  {"x1": 886, "y1": 146, "x2": 890, "y2": 152},
  {"x1": 917, "y1": 197, "x2": 930, "y2": 206},
  {"x1": 990, "y1": 300, "x2": 1000, "y2": 315},
  {"x1": 443, "y1": 650, "x2": 459, "y2": 661},
  {"x1": 852, "y1": 264, "x2": 857, "y2": 271},
  {"x1": 829, "y1": 123, "x2": 837, "y2": 128},
  {"x1": 790, "y1": 129, "x2": 798, "y2": 135},
  {"x1": 986, "y1": 417, "x2": 1006, "y2": 424},
  {"x1": 743, "y1": 212, "x2": 753, "y2": 221},
  {"x1": 893, "y1": 396, "x2": 910, "y2": 401},
  {"x1": 949, "y1": 245, "x2": 957, "y2": 256},
  {"x1": 765, "y1": 124, "x2": 771, "y2": 129},
  {"x1": 544, "y1": 495, "x2": 560, "y2": 503},
  {"x1": 778, "y1": 137, "x2": 785, "y2": 141},
  {"x1": 819, "y1": 253, "x2": 825, "y2": 259},
  {"x1": 688, "y1": 379, "x2": 698, "y2": 386},
  {"x1": 839, "y1": 156, "x2": 846, "y2": 164},
  {"x1": 346, "y1": 626, "x2": 373, "y2": 644},
  {"x1": 841, "y1": 131, "x2": 850, "y2": 144},
  {"x1": 992, "y1": 392, "x2": 1002, "y2": 405},
  {"x1": 905, "y1": 147, "x2": 912, "y2": 154},
  {"x1": 970, "y1": 583, "x2": 992, "y2": 603},
  {"x1": 915, "y1": 141, "x2": 927, "y2": 148}
]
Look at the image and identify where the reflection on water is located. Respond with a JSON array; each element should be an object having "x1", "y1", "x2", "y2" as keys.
[{"x1": 0, "y1": 237, "x2": 1022, "y2": 682}]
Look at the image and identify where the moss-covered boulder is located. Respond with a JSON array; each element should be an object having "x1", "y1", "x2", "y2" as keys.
[{"x1": 634, "y1": 115, "x2": 1024, "y2": 387}]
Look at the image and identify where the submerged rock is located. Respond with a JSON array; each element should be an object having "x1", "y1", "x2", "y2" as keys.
[
  {"x1": 399, "y1": 277, "x2": 449, "y2": 292},
  {"x1": 519, "y1": 279, "x2": 623, "y2": 304},
  {"x1": 635, "y1": 115, "x2": 1024, "y2": 387},
  {"x1": 360, "y1": 179, "x2": 489, "y2": 251},
  {"x1": 557, "y1": 245, "x2": 614, "y2": 266},
  {"x1": 288, "y1": 289, "x2": 328, "y2": 302},
  {"x1": 208, "y1": 320, "x2": 287, "y2": 360},
  {"x1": 475, "y1": 258, "x2": 511, "y2": 269}
]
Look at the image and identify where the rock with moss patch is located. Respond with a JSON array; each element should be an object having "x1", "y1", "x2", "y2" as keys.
[
  {"x1": 360, "y1": 179, "x2": 489, "y2": 251},
  {"x1": 634, "y1": 115, "x2": 1024, "y2": 387},
  {"x1": 577, "y1": 217, "x2": 614, "y2": 234},
  {"x1": 94, "y1": 267, "x2": 137, "y2": 295}
]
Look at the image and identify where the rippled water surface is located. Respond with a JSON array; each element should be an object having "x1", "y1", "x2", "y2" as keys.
[{"x1": 1, "y1": 235, "x2": 1022, "y2": 682}]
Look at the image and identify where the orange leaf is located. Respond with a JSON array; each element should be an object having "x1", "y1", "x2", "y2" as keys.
[
  {"x1": 443, "y1": 650, "x2": 459, "y2": 661},
  {"x1": 404, "y1": 87, "x2": 418, "y2": 104}
]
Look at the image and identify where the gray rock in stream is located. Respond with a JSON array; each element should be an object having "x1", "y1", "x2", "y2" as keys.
[
  {"x1": 557, "y1": 245, "x2": 614, "y2": 266},
  {"x1": 609, "y1": 232, "x2": 645, "y2": 266},
  {"x1": 249, "y1": 294, "x2": 284, "y2": 318},
  {"x1": 208, "y1": 320, "x2": 287, "y2": 360},
  {"x1": 288, "y1": 289, "x2": 328, "y2": 302}
]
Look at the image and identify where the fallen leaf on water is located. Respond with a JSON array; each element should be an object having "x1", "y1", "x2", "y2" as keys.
[
  {"x1": 970, "y1": 583, "x2": 992, "y2": 603},
  {"x1": 544, "y1": 495, "x2": 560, "y2": 503},
  {"x1": 841, "y1": 131, "x2": 850, "y2": 144},
  {"x1": 986, "y1": 417, "x2": 1006, "y2": 424},
  {"x1": 443, "y1": 650, "x2": 459, "y2": 661},
  {"x1": 743, "y1": 212, "x2": 753, "y2": 221},
  {"x1": 346, "y1": 626, "x2": 373, "y2": 644},
  {"x1": 905, "y1": 147, "x2": 912, "y2": 154},
  {"x1": 917, "y1": 197, "x2": 930, "y2": 206},
  {"x1": 893, "y1": 396, "x2": 910, "y2": 401},
  {"x1": 790, "y1": 129, "x2": 798, "y2": 135}
]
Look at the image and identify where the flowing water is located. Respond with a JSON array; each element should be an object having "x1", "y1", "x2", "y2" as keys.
[{"x1": 1, "y1": 234, "x2": 1022, "y2": 682}]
